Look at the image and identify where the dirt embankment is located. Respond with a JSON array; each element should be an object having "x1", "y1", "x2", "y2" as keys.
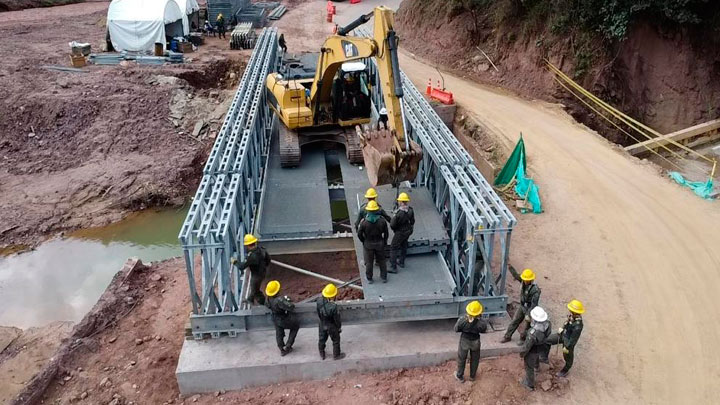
[
  {"x1": 395, "y1": 0, "x2": 720, "y2": 144},
  {"x1": 0, "y1": 2, "x2": 248, "y2": 249}
]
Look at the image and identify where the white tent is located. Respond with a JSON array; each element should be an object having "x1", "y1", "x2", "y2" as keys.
[
  {"x1": 107, "y1": 0, "x2": 186, "y2": 52},
  {"x1": 172, "y1": 0, "x2": 200, "y2": 34}
]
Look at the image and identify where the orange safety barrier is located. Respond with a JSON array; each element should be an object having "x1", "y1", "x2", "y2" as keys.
[
  {"x1": 350, "y1": 0, "x2": 361, "y2": 4},
  {"x1": 326, "y1": 13, "x2": 333, "y2": 22},
  {"x1": 426, "y1": 77, "x2": 455, "y2": 105}
]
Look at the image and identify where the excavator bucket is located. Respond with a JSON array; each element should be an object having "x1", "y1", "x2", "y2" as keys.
[{"x1": 359, "y1": 126, "x2": 423, "y2": 186}]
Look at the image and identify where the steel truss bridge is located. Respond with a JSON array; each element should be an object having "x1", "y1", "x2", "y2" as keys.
[{"x1": 179, "y1": 28, "x2": 516, "y2": 339}]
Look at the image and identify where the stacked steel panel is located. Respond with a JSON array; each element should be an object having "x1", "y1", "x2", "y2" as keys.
[
  {"x1": 236, "y1": 5, "x2": 267, "y2": 27},
  {"x1": 267, "y1": 5, "x2": 286, "y2": 20},
  {"x1": 230, "y1": 22, "x2": 256, "y2": 49}
]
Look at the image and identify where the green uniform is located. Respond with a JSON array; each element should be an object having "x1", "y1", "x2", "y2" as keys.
[
  {"x1": 265, "y1": 295, "x2": 300, "y2": 352},
  {"x1": 317, "y1": 297, "x2": 343, "y2": 359},
  {"x1": 390, "y1": 206, "x2": 414, "y2": 269},
  {"x1": 543, "y1": 315, "x2": 583, "y2": 373},
  {"x1": 520, "y1": 320, "x2": 551, "y2": 389},
  {"x1": 454, "y1": 316, "x2": 487, "y2": 380},
  {"x1": 358, "y1": 214, "x2": 389, "y2": 282},
  {"x1": 503, "y1": 266, "x2": 541, "y2": 341},
  {"x1": 354, "y1": 201, "x2": 391, "y2": 229},
  {"x1": 234, "y1": 246, "x2": 271, "y2": 305}
]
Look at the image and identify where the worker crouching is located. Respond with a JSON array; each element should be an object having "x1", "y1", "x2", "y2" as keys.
[
  {"x1": 231, "y1": 234, "x2": 271, "y2": 305},
  {"x1": 454, "y1": 300, "x2": 488, "y2": 383},
  {"x1": 265, "y1": 280, "x2": 300, "y2": 356},
  {"x1": 317, "y1": 283, "x2": 345, "y2": 360},
  {"x1": 519, "y1": 306, "x2": 551, "y2": 391}
]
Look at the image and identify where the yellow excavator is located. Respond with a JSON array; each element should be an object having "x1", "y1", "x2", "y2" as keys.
[{"x1": 265, "y1": 6, "x2": 422, "y2": 186}]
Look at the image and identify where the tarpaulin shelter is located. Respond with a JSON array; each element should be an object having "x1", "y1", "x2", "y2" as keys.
[
  {"x1": 173, "y1": 0, "x2": 201, "y2": 34},
  {"x1": 494, "y1": 134, "x2": 543, "y2": 214},
  {"x1": 107, "y1": 0, "x2": 186, "y2": 52}
]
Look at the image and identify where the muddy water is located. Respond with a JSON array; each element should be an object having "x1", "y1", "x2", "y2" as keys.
[{"x1": 0, "y1": 208, "x2": 188, "y2": 328}]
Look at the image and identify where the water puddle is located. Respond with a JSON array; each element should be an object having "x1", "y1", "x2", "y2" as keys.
[{"x1": 0, "y1": 207, "x2": 188, "y2": 328}]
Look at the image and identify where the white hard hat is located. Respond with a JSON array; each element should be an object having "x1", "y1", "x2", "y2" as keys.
[
  {"x1": 530, "y1": 306, "x2": 547, "y2": 322},
  {"x1": 379, "y1": 107, "x2": 387, "y2": 115}
]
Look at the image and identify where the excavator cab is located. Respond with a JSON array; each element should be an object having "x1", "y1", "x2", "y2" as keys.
[{"x1": 333, "y1": 62, "x2": 372, "y2": 124}]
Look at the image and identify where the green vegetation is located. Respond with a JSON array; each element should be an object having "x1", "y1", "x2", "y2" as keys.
[{"x1": 451, "y1": 0, "x2": 720, "y2": 40}]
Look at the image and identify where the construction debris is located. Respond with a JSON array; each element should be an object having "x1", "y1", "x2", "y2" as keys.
[
  {"x1": 88, "y1": 52, "x2": 184, "y2": 65},
  {"x1": 230, "y1": 22, "x2": 257, "y2": 50}
]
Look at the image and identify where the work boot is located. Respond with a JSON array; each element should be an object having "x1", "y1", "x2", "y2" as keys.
[
  {"x1": 468, "y1": 375, "x2": 476, "y2": 382},
  {"x1": 388, "y1": 267, "x2": 398, "y2": 274},
  {"x1": 280, "y1": 348, "x2": 289, "y2": 357},
  {"x1": 382, "y1": 278, "x2": 388, "y2": 283},
  {"x1": 500, "y1": 336, "x2": 511, "y2": 343},
  {"x1": 283, "y1": 346, "x2": 293, "y2": 355},
  {"x1": 519, "y1": 378, "x2": 534, "y2": 391},
  {"x1": 516, "y1": 339, "x2": 526, "y2": 346},
  {"x1": 367, "y1": 278, "x2": 374, "y2": 284},
  {"x1": 319, "y1": 350, "x2": 326, "y2": 360},
  {"x1": 333, "y1": 353, "x2": 346, "y2": 360},
  {"x1": 556, "y1": 370, "x2": 569, "y2": 378},
  {"x1": 454, "y1": 373, "x2": 464, "y2": 383}
]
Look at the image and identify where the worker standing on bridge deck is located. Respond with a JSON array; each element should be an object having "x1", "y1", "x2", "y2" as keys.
[
  {"x1": 358, "y1": 200, "x2": 389, "y2": 284},
  {"x1": 317, "y1": 284, "x2": 345, "y2": 360},
  {"x1": 389, "y1": 192, "x2": 414, "y2": 273},
  {"x1": 541, "y1": 299, "x2": 584, "y2": 377},
  {"x1": 501, "y1": 267, "x2": 541, "y2": 344},
  {"x1": 278, "y1": 33, "x2": 287, "y2": 53},
  {"x1": 519, "y1": 306, "x2": 551, "y2": 391},
  {"x1": 355, "y1": 188, "x2": 390, "y2": 230},
  {"x1": 230, "y1": 234, "x2": 270, "y2": 305},
  {"x1": 454, "y1": 300, "x2": 488, "y2": 383},
  {"x1": 265, "y1": 280, "x2": 300, "y2": 356}
]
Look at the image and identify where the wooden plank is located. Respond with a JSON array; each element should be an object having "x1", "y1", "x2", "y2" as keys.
[{"x1": 625, "y1": 119, "x2": 720, "y2": 155}]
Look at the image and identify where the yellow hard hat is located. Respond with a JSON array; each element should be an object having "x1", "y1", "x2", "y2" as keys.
[
  {"x1": 567, "y1": 299, "x2": 585, "y2": 314},
  {"x1": 322, "y1": 283, "x2": 338, "y2": 298},
  {"x1": 265, "y1": 280, "x2": 280, "y2": 297},
  {"x1": 466, "y1": 300, "x2": 483, "y2": 317},
  {"x1": 217, "y1": 13, "x2": 223, "y2": 19},
  {"x1": 397, "y1": 192, "x2": 410, "y2": 202},
  {"x1": 520, "y1": 268, "x2": 535, "y2": 281},
  {"x1": 243, "y1": 234, "x2": 258, "y2": 246},
  {"x1": 364, "y1": 188, "x2": 378, "y2": 199},
  {"x1": 365, "y1": 200, "x2": 380, "y2": 211}
]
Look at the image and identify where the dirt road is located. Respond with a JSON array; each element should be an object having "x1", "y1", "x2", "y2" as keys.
[{"x1": 398, "y1": 53, "x2": 720, "y2": 403}]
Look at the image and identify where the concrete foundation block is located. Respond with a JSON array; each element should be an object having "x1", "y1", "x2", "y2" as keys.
[{"x1": 176, "y1": 319, "x2": 520, "y2": 394}]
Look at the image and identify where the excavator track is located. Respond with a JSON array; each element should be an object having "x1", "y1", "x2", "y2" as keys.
[
  {"x1": 279, "y1": 123, "x2": 301, "y2": 167},
  {"x1": 344, "y1": 127, "x2": 364, "y2": 164}
]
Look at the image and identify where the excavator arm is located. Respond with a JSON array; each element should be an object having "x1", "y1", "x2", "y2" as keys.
[{"x1": 312, "y1": 6, "x2": 422, "y2": 186}]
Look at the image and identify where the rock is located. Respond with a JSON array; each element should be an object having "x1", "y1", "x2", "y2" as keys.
[
  {"x1": 135, "y1": 338, "x2": 143, "y2": 345},
  {"x1": 99, "y1": 377, "x2": 110, "y2": 388},
  {"x1": 133, "y1": 384, "x2": 138, "y2": 389},
  {"x1": 80, "y1": 392, "x2": 88, "y2": 399},
  {"x1": 130, "y1": 360, "x2": 136, "y2": 366},
  {"x1": 58, "y1": 79, "x2": 69, "y2": 88},
  {"x1": 215, "y1": 391, "x2": 220, "y2": 397},
  {"x1": 108, "y1": 336, "x2": 117, "y2": 343},
  {"x1": 109, "y1": 398, "x2": 120, "y2": 405},
  {"x1": 192, "y1": 120, "x2": 205, "y2": 137},
  {"x1": 64, "y1": 375, "x2": 72, "y2": 382},
  {"x1": 440, "y1": 389, "x2": 450, "y2": 399},
  {"x1": 472, "y1": 55, "x2": 482, "y2": 62},
  {"x1": 541, "y1": 380, "x2": 552, "y2": 391},
  {"x1": 477, "y1": 63, "x2": 490, "y2": 72},
  {"x1": 156, "y1": 335, "x2": 162, "y2": 341},
  {"x1": 151, "y1": 273, "x2": 163, "y2": 282},
  {"x1": 229, "y1": 72, "x2": 236, "y2": 79},
  {"x1": 124, "y1": 296, "x2": 134, "y2": 305}
]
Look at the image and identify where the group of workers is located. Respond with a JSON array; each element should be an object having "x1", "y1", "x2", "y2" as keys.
[
  {"x1": 355, "y1": 187, "x2": 415, "y2": 283},
  {"x1": 454, "y1": 266, "x2": 585, "y2": 391},
  {"x1": 231, "y1": 187, "x2": 583, "y2": 391},
  {"x1": 203, "y1": 13, "x2": 227, "y2": 39}
]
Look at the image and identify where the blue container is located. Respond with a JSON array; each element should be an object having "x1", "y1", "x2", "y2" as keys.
[{"x1": 170, "y1": 40, "x2": 179, "y2": 52}]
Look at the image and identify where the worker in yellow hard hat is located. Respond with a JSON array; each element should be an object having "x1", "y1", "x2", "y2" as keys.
[
  {"x1": 541, "y1": 299, "x2": 585, "y2": 377},
  {"x1": 354, "y1": 187, "x2": 390, "y2": 230},
  {"x1": 230, "y1": 234, "x2": 271, "y2": 305},
  {"x1": 316, "y1": 283, "x2": 345, "y2": 360},
  {"x1": 389, "y1": 192, "x2": 414, "y2": 273},
  {"x1": 501, "y1": 266, "x2": 541, "y2": 344},
  {"x1": 357, "y1": 200, "x2": 389, "y2": 284},
  {"x1": 264, "y1": 280, "x2": 300, "y2": 356},
  {"x1": 453, "y1": 301, "x2": 488, "y2": 383},
  {"x1": 216, "y1": 13, "x2": 226, "y2": 39}
]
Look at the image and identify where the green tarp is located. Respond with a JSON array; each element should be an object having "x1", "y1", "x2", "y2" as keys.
[
  {"x1": 494, "y1": 135, "x2": 542, "y2": 214},
  {"x1": 668, "y1": 172, "x2": 715, "y2": 200}
]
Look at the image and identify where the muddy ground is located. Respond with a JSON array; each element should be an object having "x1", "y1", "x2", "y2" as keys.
[{"x1": 0, "y1": 2, "x2": 251, "y2": 250}]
